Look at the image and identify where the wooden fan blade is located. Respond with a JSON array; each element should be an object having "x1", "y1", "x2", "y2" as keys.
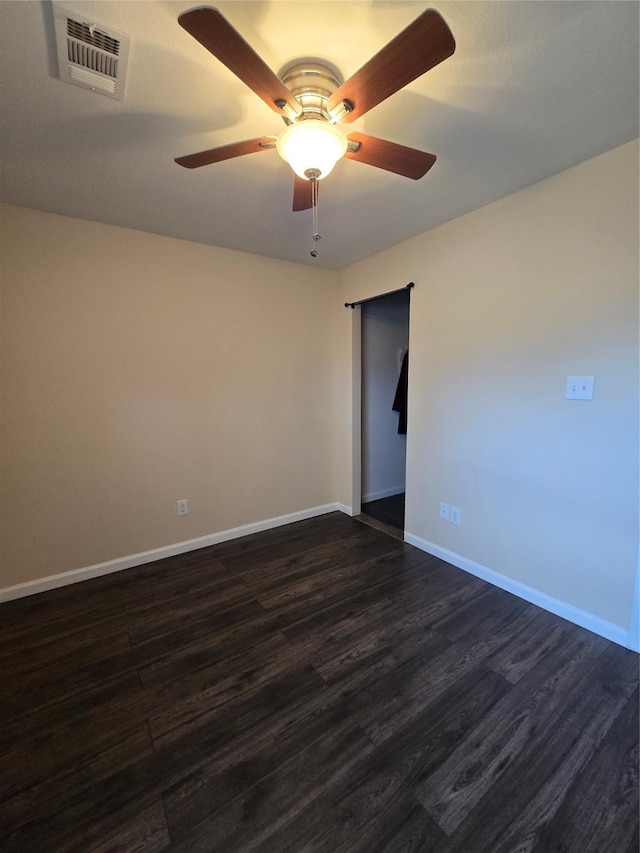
[
  {"x1": 178, "y1": 7, "x2": 301, "y2": 117},
  {"x1": 292, "y1": 174, "x2": 315, "y2": 211},
  {"x1": 175, "y1": 136, "x2": 276, "y2": 169},
  {"x1": 327, "y1": 10, "x2": 455, "y2": 123},
  {"x1": 345, "y1": 132, "x2": 436, "y2": 179}
]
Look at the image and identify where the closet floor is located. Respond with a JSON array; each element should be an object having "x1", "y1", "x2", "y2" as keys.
[{"x1": 360, "y1": 492, "x2": 405, "y2": 533}]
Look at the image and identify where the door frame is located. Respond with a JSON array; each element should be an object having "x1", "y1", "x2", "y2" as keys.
[{"x1": 349, "y1": 284, "x2": 412, "y2": 521}]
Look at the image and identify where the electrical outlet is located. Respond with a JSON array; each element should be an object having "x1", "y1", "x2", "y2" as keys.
[
  {"x1": 176, "y1": 499, "x2": 188, "y2": 517},
  {"x1": 439, "y1": 502, "x2": 450, "y2": 521},
  {"x1": 450, "y1": 506, "x2": 461, "y2": 525}
]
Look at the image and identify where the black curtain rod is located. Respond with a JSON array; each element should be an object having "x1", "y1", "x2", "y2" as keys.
[{"x1": 344, "y1": 282, "x2": 414, "y2": 309}]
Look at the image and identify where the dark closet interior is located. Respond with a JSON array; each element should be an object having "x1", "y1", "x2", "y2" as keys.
[{"x1": 358, "y1": 288, "x2": 410, "y2": 537}]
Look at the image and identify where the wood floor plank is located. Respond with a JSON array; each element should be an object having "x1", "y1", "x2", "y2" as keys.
[
  {"x1": 154, "y1": 623, "x2": 457, "y2": 825},
  {"x1": 207, "y1": 512, "x2": 364, "y2": 571},
  {"x1": 0, "y1": 599, "x2": 126, "y2": 655},
  {"x1": 128, "y1": 601, "x2": 278, "y2": 684},
  {"x1": 389, "y1": 564, "x2": 487, "y2": 624},
  {"x1": 278, "y1": 586, "x2": 400, "y2": 645},
  {"x1": 0, "y1": 615, "x2": 130, "y2": 674},
  {"x1": 166, "y1": 712, "x2": 373, "y2": 852},
  {"x1": 441, "y1": 646, "x2": 639, "y2": 852},
  {"x1": 146, "y1": 631, "x2": 301, "y2": 741},
  {"x1": 136, "y1": 608, "x2": 284, "y2": 688},
  {"x1": 162, "y1": 702, "x2": 354, "y2": 839},
  {"x1": 484, "y1": 604, "x2": 582, "y2": 683},
  {"x1": 252, "y1": 540, "x2": 410, "y2": 613},
  {"x1": 0, "y1": 723, "x2": 154, "y2": 833},
  {"x1": 238, "y1": 522, "x2": 375, "y2": 590},
  {"x1": 154, "y1": 669, "x2": 347, "y2": 827},
  {"x1": 6, "y1": 792, "x2": 170, "y2": 853},
  {"x1": 4, "y1": 668, "x2": 330, "y2": 852},
  {"x1": 415, "y1": 627, "x2": 611, "y2": 836},
  {"x1": 324, "y1": 621, "x2": 452, "y2": 706},
  {"x1": 259, "y1": 664, "x2": 510, "y2": 853},
  {"x1": 156, "y1": 628, "x2": 467, "y2": 840},
  {"x1": 278, "y1": 549, "x2": 429, "y2": 639},
  {"x1": 340, "y1": 798, "x2": 447, "y2": 853},
  {"x1": 122, "y1": 558, "x2": 244, "y2": 613},
  {"x1": 347, "y1": 600, "x2": 540, "y2": 745},
  {"x1": 297, "y1": 599, "x2": 436, "y2": 682},
  {"x1": 0, "y1": 631, "x2": 133, "y2": 720},
  {"x1": 269, "y1": 550, "x2": 439, "y2": 635},
  {"x1": 530, "y1": 686, "x2": 639, "y2": 853},
  {"x1": 428, "y1": 582, "x2": 529, "y2": 643},
  {"x1": 76, "y1": 800, "x2": 171, "y2": 853},
  {"x1": 124, "y1": 582, "x2": 256, "y2": 646},
  {"x1": 0, "y1": 669, "x2": 147, "y2": 753},
  {"x1": 0, "y1": 580, "x2": 125, "y2": 634},
  {"x1": 151, "y1": 662, "x2": 328, "y2": 753}
]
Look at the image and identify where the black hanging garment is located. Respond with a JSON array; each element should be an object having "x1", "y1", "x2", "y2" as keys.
[{"x1": 392, "y1": 351, "x2": 408, "y2": 435}]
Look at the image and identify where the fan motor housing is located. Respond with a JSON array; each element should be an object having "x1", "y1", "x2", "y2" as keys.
[{"x1": 278, "y1": 61, "x2": 343, "y2": 121}]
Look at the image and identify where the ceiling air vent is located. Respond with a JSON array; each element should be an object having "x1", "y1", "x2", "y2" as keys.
[{"x1": 52, "y1": 2, "x2": 131, "y2": 100}]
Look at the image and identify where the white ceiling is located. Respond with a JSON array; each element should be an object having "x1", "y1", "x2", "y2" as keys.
[{"x1": 1, "y1": 1, "x2": 638, "y2": 270}]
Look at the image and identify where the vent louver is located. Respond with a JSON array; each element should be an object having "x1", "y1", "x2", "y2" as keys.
[{"x1": 53, "y1": 2, "x2": 131, "y2": 100}]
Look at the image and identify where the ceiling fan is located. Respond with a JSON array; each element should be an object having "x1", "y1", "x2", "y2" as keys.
[{"x1": 175, "y1": 6, "x2": 456, "y2": 212}]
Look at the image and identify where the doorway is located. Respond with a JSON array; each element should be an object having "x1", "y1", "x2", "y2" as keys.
[{"x1": 357, "y1": 288, "x2": 410, "y2": 538}]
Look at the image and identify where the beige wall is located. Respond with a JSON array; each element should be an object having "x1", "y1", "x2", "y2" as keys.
[
  {"x1": 338, "y1": 139, "x2": 639, "y2": 631},
  {"x1": 0, "y1": 206, "x2": 339, "y2": 588},
  {"x1": 2, "y1": 141, "x2": 638, "y2": 638}
]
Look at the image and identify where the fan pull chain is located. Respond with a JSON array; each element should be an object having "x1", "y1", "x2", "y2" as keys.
[{"x1": 310, "y1": 176, "x2": 321, "y2": 258}]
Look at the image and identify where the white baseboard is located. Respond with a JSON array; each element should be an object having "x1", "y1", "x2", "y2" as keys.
[
  {"x1": 8, "y1": 508, "x2": 630, "y2": 653},
  {"x1": 336, "y1": 503, "x2": 355, "y2": 517},
  {"x1": 361, "y1": 486, "x2": 405, "y2": 504},
  {"x1": 0, "y1": 503, "x2": 343, "y2": 603},
  {"x1": 404, "y1": 531, "x2": 634, "y2": 651}
]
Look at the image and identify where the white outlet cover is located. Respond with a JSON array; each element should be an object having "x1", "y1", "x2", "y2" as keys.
[
  {"x1": 439, "y1": 502, "x2": 450, "y2": 521},
  {"x1": 450, "y1": 507, "x2": 461, "y2": 525}
]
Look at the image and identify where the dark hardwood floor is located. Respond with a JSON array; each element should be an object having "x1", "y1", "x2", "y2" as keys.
[
  {"x1": 1, "y1": 512, "x2": 638, "y2": 852},
  {"x1": 361, "y1": 492, "x2": 405, "y2": 533}
]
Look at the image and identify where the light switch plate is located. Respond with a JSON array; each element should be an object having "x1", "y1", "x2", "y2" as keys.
[{"x1": 566, "y1": 376, "x2": 594, "y2": 400}]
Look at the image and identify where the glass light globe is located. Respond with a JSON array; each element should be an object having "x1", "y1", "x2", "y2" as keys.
[{"x1": 276, "y1": 119, "x2": 348, "y2": 180}]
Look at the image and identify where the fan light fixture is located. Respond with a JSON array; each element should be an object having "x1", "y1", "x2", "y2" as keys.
[
  {"x1": 276, "y1": 119, "x2": 348, "y2": 180},
  {"x1": 175, "y1": 5, "x2": 456, "y2": 259}
]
